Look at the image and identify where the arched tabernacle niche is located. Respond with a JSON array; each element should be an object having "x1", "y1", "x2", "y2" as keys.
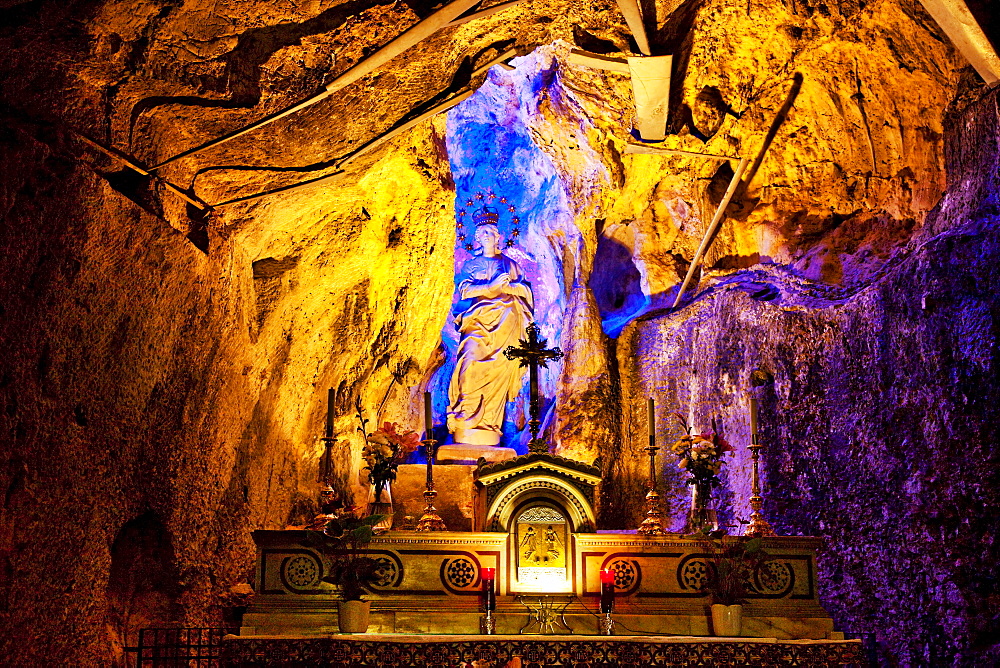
[
  {"x1": 474, "y1": 453, "x2": 601, "y2": 534},
  {"x1": 473, "y1": 453, "x2": 600, "y2": 594}
]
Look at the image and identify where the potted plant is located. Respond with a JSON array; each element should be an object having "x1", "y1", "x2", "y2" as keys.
[
  {"x1": 305, "y1": 512, "x2": 386, "y2": 633},
  {"x1": 701, "y1": 536, "x2": 769, "y2": 637}
]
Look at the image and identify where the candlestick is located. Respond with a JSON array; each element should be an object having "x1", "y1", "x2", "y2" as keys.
[
  {"x1": 637, "y1": 402, "x2": 665, "y2": 536},
  {"x1": 599, "y1": 569, "x2": 615, "y2": 612},
  {"x1": 481, "y1": 569, "x2": 497, "y2": 634},
  {"x1": 482, "y1": 573, "x2": 496, "y2": 609},
  {"x1": 647, "y1": 397, "x2": 654, "y2": 439},
  {"x1": 744, "y1": 440, "x2": 774, "y2": 537},
  {"x1": 319, "y1": 388, "x2": 337, "y2": 484},
  {"x1": 599, "y1": 569, "x2": 616, "y2": 635},
  {"x1": 415, "y1": 438, "x2": 447, "y2": 531}
]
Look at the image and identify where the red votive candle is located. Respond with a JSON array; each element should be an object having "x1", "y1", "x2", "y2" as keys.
[
  {"x1": 600, "y1": 569, "x2": 615, "y2": 614},
  {"x1": 481, "y1": 568, "x2": 496, "y2": 612}
]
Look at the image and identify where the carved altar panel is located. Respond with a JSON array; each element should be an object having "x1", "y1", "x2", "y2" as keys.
[{"x1": 513, "y1": 505, "x2": 570, "y2": 593}]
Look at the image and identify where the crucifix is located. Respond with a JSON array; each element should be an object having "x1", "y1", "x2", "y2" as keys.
[{"x1": 504, "y1": 322, "x2": 563, "y2": 453}]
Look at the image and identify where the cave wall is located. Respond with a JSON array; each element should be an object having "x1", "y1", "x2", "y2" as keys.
[
  {"x1": 0, "y1": 77, "x2": 456, "y2": 668},
  {"x1": 617, "y1": 89, "x2": 999, "y2": 665},
  {"x1": 0, "y1": 0, "x2": 997, "y2": 664}
]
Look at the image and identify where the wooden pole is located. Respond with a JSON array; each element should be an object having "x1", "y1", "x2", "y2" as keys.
[
  {"x1": 209, "y1": 47, "x2": 517, "y2": 207},
  {"x1": 448, "y1": 0, "x2": 526, "y2": 27},
  {"x1": 75, "y1": 133, "x2": 211, "y2": 211},
  {"x1": 669, "y1": 74, "x2": 802, "y2": 308},
  {"x1": 671, "y1": 157, "x2": 749, "y2": 309},
  {"x1": 917, "y1": 0, "x2": 999, "y2": 87},
  {"x1": 624, "y1": 143, "x2": 734, "y2": 161},
  {"x1": 336, "y1": 89, "x2": 475, "y2": 170}
]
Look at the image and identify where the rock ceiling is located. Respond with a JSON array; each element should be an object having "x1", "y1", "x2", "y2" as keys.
[{"x1": 1, "y1": 0, "x2": 974, "y2": 249}]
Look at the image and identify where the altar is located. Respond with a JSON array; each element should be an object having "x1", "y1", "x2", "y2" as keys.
[
  {"x1": 240, "y1": 449, "x2": 848, "y2": 646},
  {"x1": 242, "y1": 529, "x2": 836, "y2": 639}
]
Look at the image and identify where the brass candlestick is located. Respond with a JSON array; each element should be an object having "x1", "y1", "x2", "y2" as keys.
[
  {"x1": 637, "y1": 433, "x2": 666, "y2": 536},
  {"x1": 744, "y1": 436, "x2": 774, "y2": 537},
  {"x1": 318, "y1": 433, "x2": 337, "y2": 484},
  {"x1": 416, "y1": 438, "x2": 447, "y2": 532}
]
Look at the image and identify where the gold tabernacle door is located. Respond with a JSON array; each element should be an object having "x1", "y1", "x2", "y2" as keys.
[{"x1": 515, "y1": 505, "x2": 569, "y2": 591}]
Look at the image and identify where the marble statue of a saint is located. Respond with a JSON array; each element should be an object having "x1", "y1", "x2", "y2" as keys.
[{"x1": 446, "y1": 219, "x2": 533, "y2": 448}]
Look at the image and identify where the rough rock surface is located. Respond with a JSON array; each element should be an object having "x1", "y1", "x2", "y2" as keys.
[
  {"x1": 0, "y1": 0, "x2": 997, "y2": 664},
  {"x1": 612, "y1": 92, "x2": 999, "y2": 667}
]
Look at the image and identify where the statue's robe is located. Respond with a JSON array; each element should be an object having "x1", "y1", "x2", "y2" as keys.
[{"x1": 447, "y1": 253, "x2": 533, "y2": 445}]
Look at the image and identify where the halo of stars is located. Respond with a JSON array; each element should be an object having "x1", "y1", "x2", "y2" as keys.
[{"x1": 456, "y1": 190, "x2": 521, "y2": 251}]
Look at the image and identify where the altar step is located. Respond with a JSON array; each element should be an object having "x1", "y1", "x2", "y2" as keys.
[{"x1": 241, "y1": 607, "x2": 838, "y2": 640}]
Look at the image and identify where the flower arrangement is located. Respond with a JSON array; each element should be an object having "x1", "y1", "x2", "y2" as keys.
[
  {"x1": 669, "y1": 421, "x2": 733, "y2": 485},
  {"x1": 668, "y1": 416, "x2": 733, "y2": 534},
  {"x1": 361, "y1": 422, "x2": 421, "y2": 502}
]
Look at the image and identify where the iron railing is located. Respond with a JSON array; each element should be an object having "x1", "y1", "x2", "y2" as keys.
[{"x1": 131, "y1": 627, "x2": 236, "y2": 667}]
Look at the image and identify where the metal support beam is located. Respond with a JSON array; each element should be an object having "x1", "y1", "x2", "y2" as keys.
[
  {"x1": 615, "y1": 0, "x2": 652, "y2": 56},
  {"x1": 918, "y1": 0, "x2": 1000, "y2": 86},
  {"x1": 150, "y1": 0, "x2": 482, "y2": 171}
]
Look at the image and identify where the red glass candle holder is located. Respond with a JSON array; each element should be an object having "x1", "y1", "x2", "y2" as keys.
[
  {"x1": 600, "y1": 569, "x2": 615, "y2": 614},
  {"x1": 481, "y1": 568, "x2": 496, "y2": 612}
]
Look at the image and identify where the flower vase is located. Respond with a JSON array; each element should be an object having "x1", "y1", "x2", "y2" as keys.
[
  {"x1": 687, "y1": 479, "x2": 718, "y2": 534},
  {"x1": 711, "y1": 603, "x2": 742, "y2": 637},
  {"x1": 366, "y1": 482, "x2": 393, "y2": 533},
  {"x1": 338, "y1": 599, "x2": 371, "y2": 633}
]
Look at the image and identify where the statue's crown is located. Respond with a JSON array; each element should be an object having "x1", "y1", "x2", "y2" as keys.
[{"x1": 473, "y1": 207, "x2": 499, "y2": 227}]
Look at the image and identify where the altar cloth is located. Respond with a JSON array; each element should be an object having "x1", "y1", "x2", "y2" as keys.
[{"x1": 222, "y1": 633, "x2": 864, "y2": 666}]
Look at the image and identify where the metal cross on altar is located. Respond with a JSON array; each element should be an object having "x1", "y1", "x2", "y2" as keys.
[{"x1": 504, "y1": 322, "x2": 563, "y2": 453}]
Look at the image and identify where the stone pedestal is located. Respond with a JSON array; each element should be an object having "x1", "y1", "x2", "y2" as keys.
[{"x1": 436, "y1": 443, "x2": 517, "y2": 465}]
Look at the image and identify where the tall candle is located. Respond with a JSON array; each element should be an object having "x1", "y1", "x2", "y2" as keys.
[
  {"x1": 326, "y1": 387, "x2": 335, "y2": 437},
  {"x1": 424, "y1": 391, "x2": 433, "y2": 438},
  {"x1": 647, "y1": 397, "x2": 655, "y2": 438},
  {"x1": 749, "y1": 393, "x2": 759, "y2": 442}
]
